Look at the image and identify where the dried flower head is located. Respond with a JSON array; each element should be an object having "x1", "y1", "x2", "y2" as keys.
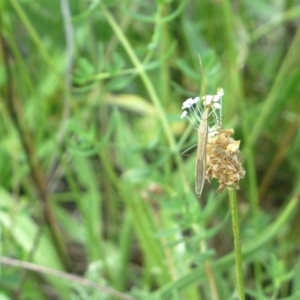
[
  {"x1": 180, "y1": 87, "x2": 245, "y2": 196},
  {"x1": 206, "y1": 129, "x2": 246, "y2": 193}
]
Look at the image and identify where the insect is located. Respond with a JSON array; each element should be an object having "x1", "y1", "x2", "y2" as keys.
[
  {"x1": 195, "y1": 106, "x2": 209, "y2": 197},
  {"x1": 196, "y1": 90, "x2": 223, "y2": 197},
  {"x1": 181, "y1": 88, "x2": 223, "y2": 198},
  {"x1": 181, "y1": 58, "x2": 244, "y2": 197}
]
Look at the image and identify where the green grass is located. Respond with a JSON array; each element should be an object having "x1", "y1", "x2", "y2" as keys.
[{"x1": 1, "y1": 0, "x2": 300, "y2": 299}]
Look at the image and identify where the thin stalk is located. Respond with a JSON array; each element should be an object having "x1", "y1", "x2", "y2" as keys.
[
  {"x1": 100, "y1": 2, "x2": 191, "y2": 195},
  {"x1": 192, "y1": 220, "x2": 218, "y2": 300},
  {"x1": 0, "y1": 257, "x2": 135, "y2": 300},
  {"x1": 153, "y1": 193, "x2": 299, "y2": 299},
  {"x1": 197, "y1": 226, "x2": 218, "y2": 300},
  {"x1": 0, "y1": 29, "x2": 71, "y2": 271},
  {"x1": 228, "y1": 187, "x2": 245, "y2": 300}
]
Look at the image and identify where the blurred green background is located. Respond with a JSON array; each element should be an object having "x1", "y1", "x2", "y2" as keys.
[{"x1": 1, "y1": 0, "x2": 300, "y2": 299}]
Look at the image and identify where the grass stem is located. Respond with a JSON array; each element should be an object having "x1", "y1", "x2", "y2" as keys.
[{"x1": 228, "y1": 187, "x2": 245, "y2": 300}]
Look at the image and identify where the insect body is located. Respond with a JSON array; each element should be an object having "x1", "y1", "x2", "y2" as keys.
[
  {"x1": 195, "y1": 107, "x2": 209, "y2": 197},
  {"x1": 181, "y1": 88, "x2": 223, "y2": 198}
]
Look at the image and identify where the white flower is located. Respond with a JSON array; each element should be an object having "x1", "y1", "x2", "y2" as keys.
[
  {"x1": 190, "y1": 97, "x2": 200, "y2": 105},
  {"x1": 182, "y1": 98, "x2": 193, "y2": 109},
  {"x1": 180, "y1": 88, "x2": 224, "y2": 129}
]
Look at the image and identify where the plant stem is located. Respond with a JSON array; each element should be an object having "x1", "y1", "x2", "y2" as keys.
[
  {"x1": 0, "y1": 30, "x2": 71, "y2": 271},
  {"x1": 228, "y1": 187, "x2": 245, "y2": 300},
  {"x1": 100, "y1": 2, "x2": 191, "y2": 195}
]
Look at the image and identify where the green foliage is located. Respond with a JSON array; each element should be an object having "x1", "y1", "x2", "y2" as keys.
[{"x1": 1, "y1": 0, "x2": 300, "y2": 299}]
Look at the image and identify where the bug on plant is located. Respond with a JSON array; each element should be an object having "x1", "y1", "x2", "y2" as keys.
[{"x1": 181, "y1": 88, "x2": 223, "y2": 198}]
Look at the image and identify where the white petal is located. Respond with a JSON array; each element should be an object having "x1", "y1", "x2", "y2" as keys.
[
  {"x1": 182, "y1": 98, "x2": 193, "y2": 109},
  {"x1": 212, "y1": 103, "x2": 221, "y2": 110},
  {"x1": 180, "y1": 111, "x2": 187, "y2": 119},
  {"x1": 182, "y1": 102, "x2": 191, "y2": 109},
  {"x1": 191, "y1": 97, "x2": 200, "y2": 104},
  {"x1": 217, "y1": 88, "x2": 224, "y2": 97},
  {"x1": 203, "y1": 94, "x2": 220, "y2": 105},
  {"x1": 202, "y1": 95, "x2": 213, "y2": 105},
  {"x1": 212, "y1": 95, "x2": 220, "y2": 102}
]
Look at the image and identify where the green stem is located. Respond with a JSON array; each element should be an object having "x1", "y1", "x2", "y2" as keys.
[
  {"x1": 228, "y1": 188, "x2": 245, "y2": 300},
  {"x1": 0, "y1": 26, "x2": 70, "y2": 271},
  {"x1": 100, "y1": 2, "x2": 191, "y2": 195},
  {"x1": 153, "y1": 195, "x2": 299, "y2": 299}
]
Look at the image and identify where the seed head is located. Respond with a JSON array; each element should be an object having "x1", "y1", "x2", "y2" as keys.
[{"x1": 206, "y1": 129, "x2": 246, "y2": 192}]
